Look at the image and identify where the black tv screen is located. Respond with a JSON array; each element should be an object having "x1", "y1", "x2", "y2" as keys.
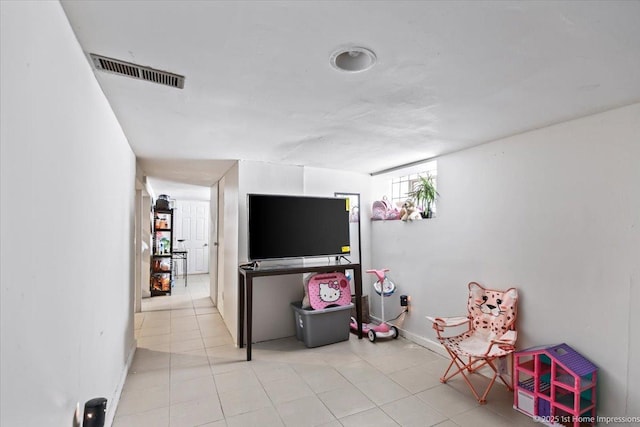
[{"x1": 248, "y1": 194, "x2": 350, "y2": 261}]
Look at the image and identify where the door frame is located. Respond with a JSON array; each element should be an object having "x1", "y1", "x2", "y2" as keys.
[
  {"x1": 134, "y1": 179, "x2": 151, "y2": 313},
  {"x1": 210, "y1": 182, "x2": 220, "y2": 308}
]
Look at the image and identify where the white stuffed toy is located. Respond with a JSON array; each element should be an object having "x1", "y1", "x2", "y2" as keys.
[{"x1": 400, "y1": 199, "x2": 422, "y2": 221}]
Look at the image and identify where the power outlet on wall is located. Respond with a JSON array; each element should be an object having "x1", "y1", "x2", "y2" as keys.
[{"x1": 400, "y1": 295, "x2": 409, "y2": 307}]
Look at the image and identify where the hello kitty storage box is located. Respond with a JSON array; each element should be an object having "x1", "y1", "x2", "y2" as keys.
[{"x1": 307, "y1": 273, "x2": 351, "y2": 309}]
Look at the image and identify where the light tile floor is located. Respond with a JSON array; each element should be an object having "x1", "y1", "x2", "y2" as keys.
[{"x1": 113, "y1": 274, "x2": 538, "y2": 427}]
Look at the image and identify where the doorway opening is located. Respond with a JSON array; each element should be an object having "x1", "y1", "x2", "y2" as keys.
[{"x1": 135, "y1": 177, "x2": 219, "y2": 314}]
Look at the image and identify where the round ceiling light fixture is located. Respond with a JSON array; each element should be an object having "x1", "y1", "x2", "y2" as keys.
[{"x1": 330, "y1": 46, "x2": 377, "y2": 73}]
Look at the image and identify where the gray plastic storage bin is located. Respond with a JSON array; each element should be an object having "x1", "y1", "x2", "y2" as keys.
[{"x1": 291, "y1": 301, "x2": 354, "y2": 348}]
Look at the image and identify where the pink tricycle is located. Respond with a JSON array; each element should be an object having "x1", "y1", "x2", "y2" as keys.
[{"x1": 350, "y1": 268, "x2": 399, "y2": 342}]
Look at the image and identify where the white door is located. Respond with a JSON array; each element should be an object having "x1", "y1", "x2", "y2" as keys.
[{"x1": 174, "y1": 200, "x2": 210, "y2": 275}]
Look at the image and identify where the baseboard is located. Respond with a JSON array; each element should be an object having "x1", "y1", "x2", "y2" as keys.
[
  {"x1": 368, "y1": 314, "x2": 449, "y2": 358},
  {"x1": 397, "y1": 326, "x2": 450, "y2": 359},
  {"x1": 105, "y1": 339, "x2": 136, "y2": 427}
]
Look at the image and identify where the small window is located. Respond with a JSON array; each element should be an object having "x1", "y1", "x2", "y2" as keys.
[{"x1": 390, "y1": 161, "x2": 438, "y2": 215}]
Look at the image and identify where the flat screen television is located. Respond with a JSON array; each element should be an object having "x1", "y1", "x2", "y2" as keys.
[{"x1": 248, "y1": 194, "x2": 350, "y2": 261}]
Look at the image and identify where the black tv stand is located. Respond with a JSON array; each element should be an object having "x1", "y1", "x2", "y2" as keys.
[
  {"x1": 239, "y1": 261, "x2": 259, "y2": 270},
  {"x1": 237, "y1": 261, "x2": 363, "y2": 361}
]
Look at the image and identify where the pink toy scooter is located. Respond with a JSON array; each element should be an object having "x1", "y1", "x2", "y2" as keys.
[{"x1": 350, "y1": 268, "x2": 399, "y2": 342}]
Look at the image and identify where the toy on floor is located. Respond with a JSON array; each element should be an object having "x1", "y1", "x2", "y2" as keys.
[
  {"x1": 513, "y1": 343, "x2": 598, "y2": 426},
  {"x1": 350, "y1": 268, "x2": 399, "y2": 342}
]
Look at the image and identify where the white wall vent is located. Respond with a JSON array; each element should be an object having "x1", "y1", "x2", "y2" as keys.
[{"x1": 89, "y1": 54, "x2": 185, "y2": 89}]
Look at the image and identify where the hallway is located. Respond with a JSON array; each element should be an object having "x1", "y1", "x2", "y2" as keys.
[{"x1": 114, "y1": 275, "x2": 536, "y2": 427}]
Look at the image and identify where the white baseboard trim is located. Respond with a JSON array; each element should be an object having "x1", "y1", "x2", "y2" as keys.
[
  {"x1": 106, "y1": 339, "x2": 136, "y2": 427},
  {"x1": 399, "y1": 328, "x2": 450, "y2": 359},
  {"x1": 368, "y1": 315, "x2": 449, "y2": 358}
]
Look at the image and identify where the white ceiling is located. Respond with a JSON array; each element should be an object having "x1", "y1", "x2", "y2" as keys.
[
  {"x1": 139, "y1": 158, "x2": 235, "y2": 200},
  {"x1": 61, "y1": 0, "x2": 640, "y2": 196}
]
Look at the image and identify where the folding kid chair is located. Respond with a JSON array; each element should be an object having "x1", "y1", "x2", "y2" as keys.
[{"x1": 427, "y1": 282, "x2": 518, "y2": 404}]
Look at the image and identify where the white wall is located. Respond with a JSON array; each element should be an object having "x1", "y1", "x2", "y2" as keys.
[
  {"x1": 371, "y1": 103, "x2": 640, "y2": 417},
  {"x1": 1, "y1": 2, "x2": 137, "y2": 425},
  {"x1": 218, "y1": 164, "x2": 240, "y2": 341},
  {"x1": 238, "y1": 161, "x2": 305, "y2": 342},
  {"x1": 134, "y1": 166, "x2": 152, "y2": 308}
]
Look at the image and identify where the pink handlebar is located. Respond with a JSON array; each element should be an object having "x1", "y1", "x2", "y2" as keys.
[{"x1": 366, "y1": 268, "x2": 389, "y2": 282}]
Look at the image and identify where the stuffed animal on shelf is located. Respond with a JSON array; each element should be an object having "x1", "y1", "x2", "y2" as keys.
[{"x1": 400, "y1": 199, "x2": 422, "y2": 221}]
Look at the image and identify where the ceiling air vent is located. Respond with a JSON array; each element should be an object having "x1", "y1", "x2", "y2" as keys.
[{"x1": 89, "y1": 53, "x2": 185, "y2": 89}]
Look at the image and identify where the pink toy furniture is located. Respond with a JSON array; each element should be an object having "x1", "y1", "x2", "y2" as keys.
[{"x1": 514, "y1": 343, "x2": 597, "y2": 426}]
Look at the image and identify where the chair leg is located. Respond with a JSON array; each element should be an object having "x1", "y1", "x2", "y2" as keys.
[
  {"x1": 440, "y1": 347, "x2": 471, "y2": 383},
  {"x1": 438, "y1": 350, "x2": 513, "y2": 404},
  {"x1": 476, "y1": 359, "x2": 513, "y2": 403},
  {"x1": 488, "y1": 358, "x2": 513, "y2": 391},
  {"x1": 440, "y1": 352, "x2": 488, "y2": 403},
  {"x1": 440, "y1": 357, "x2": 457, "y2": 383},
  {"x1": 467, "y1": 355, "x2": 475, "y2": 373}
]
